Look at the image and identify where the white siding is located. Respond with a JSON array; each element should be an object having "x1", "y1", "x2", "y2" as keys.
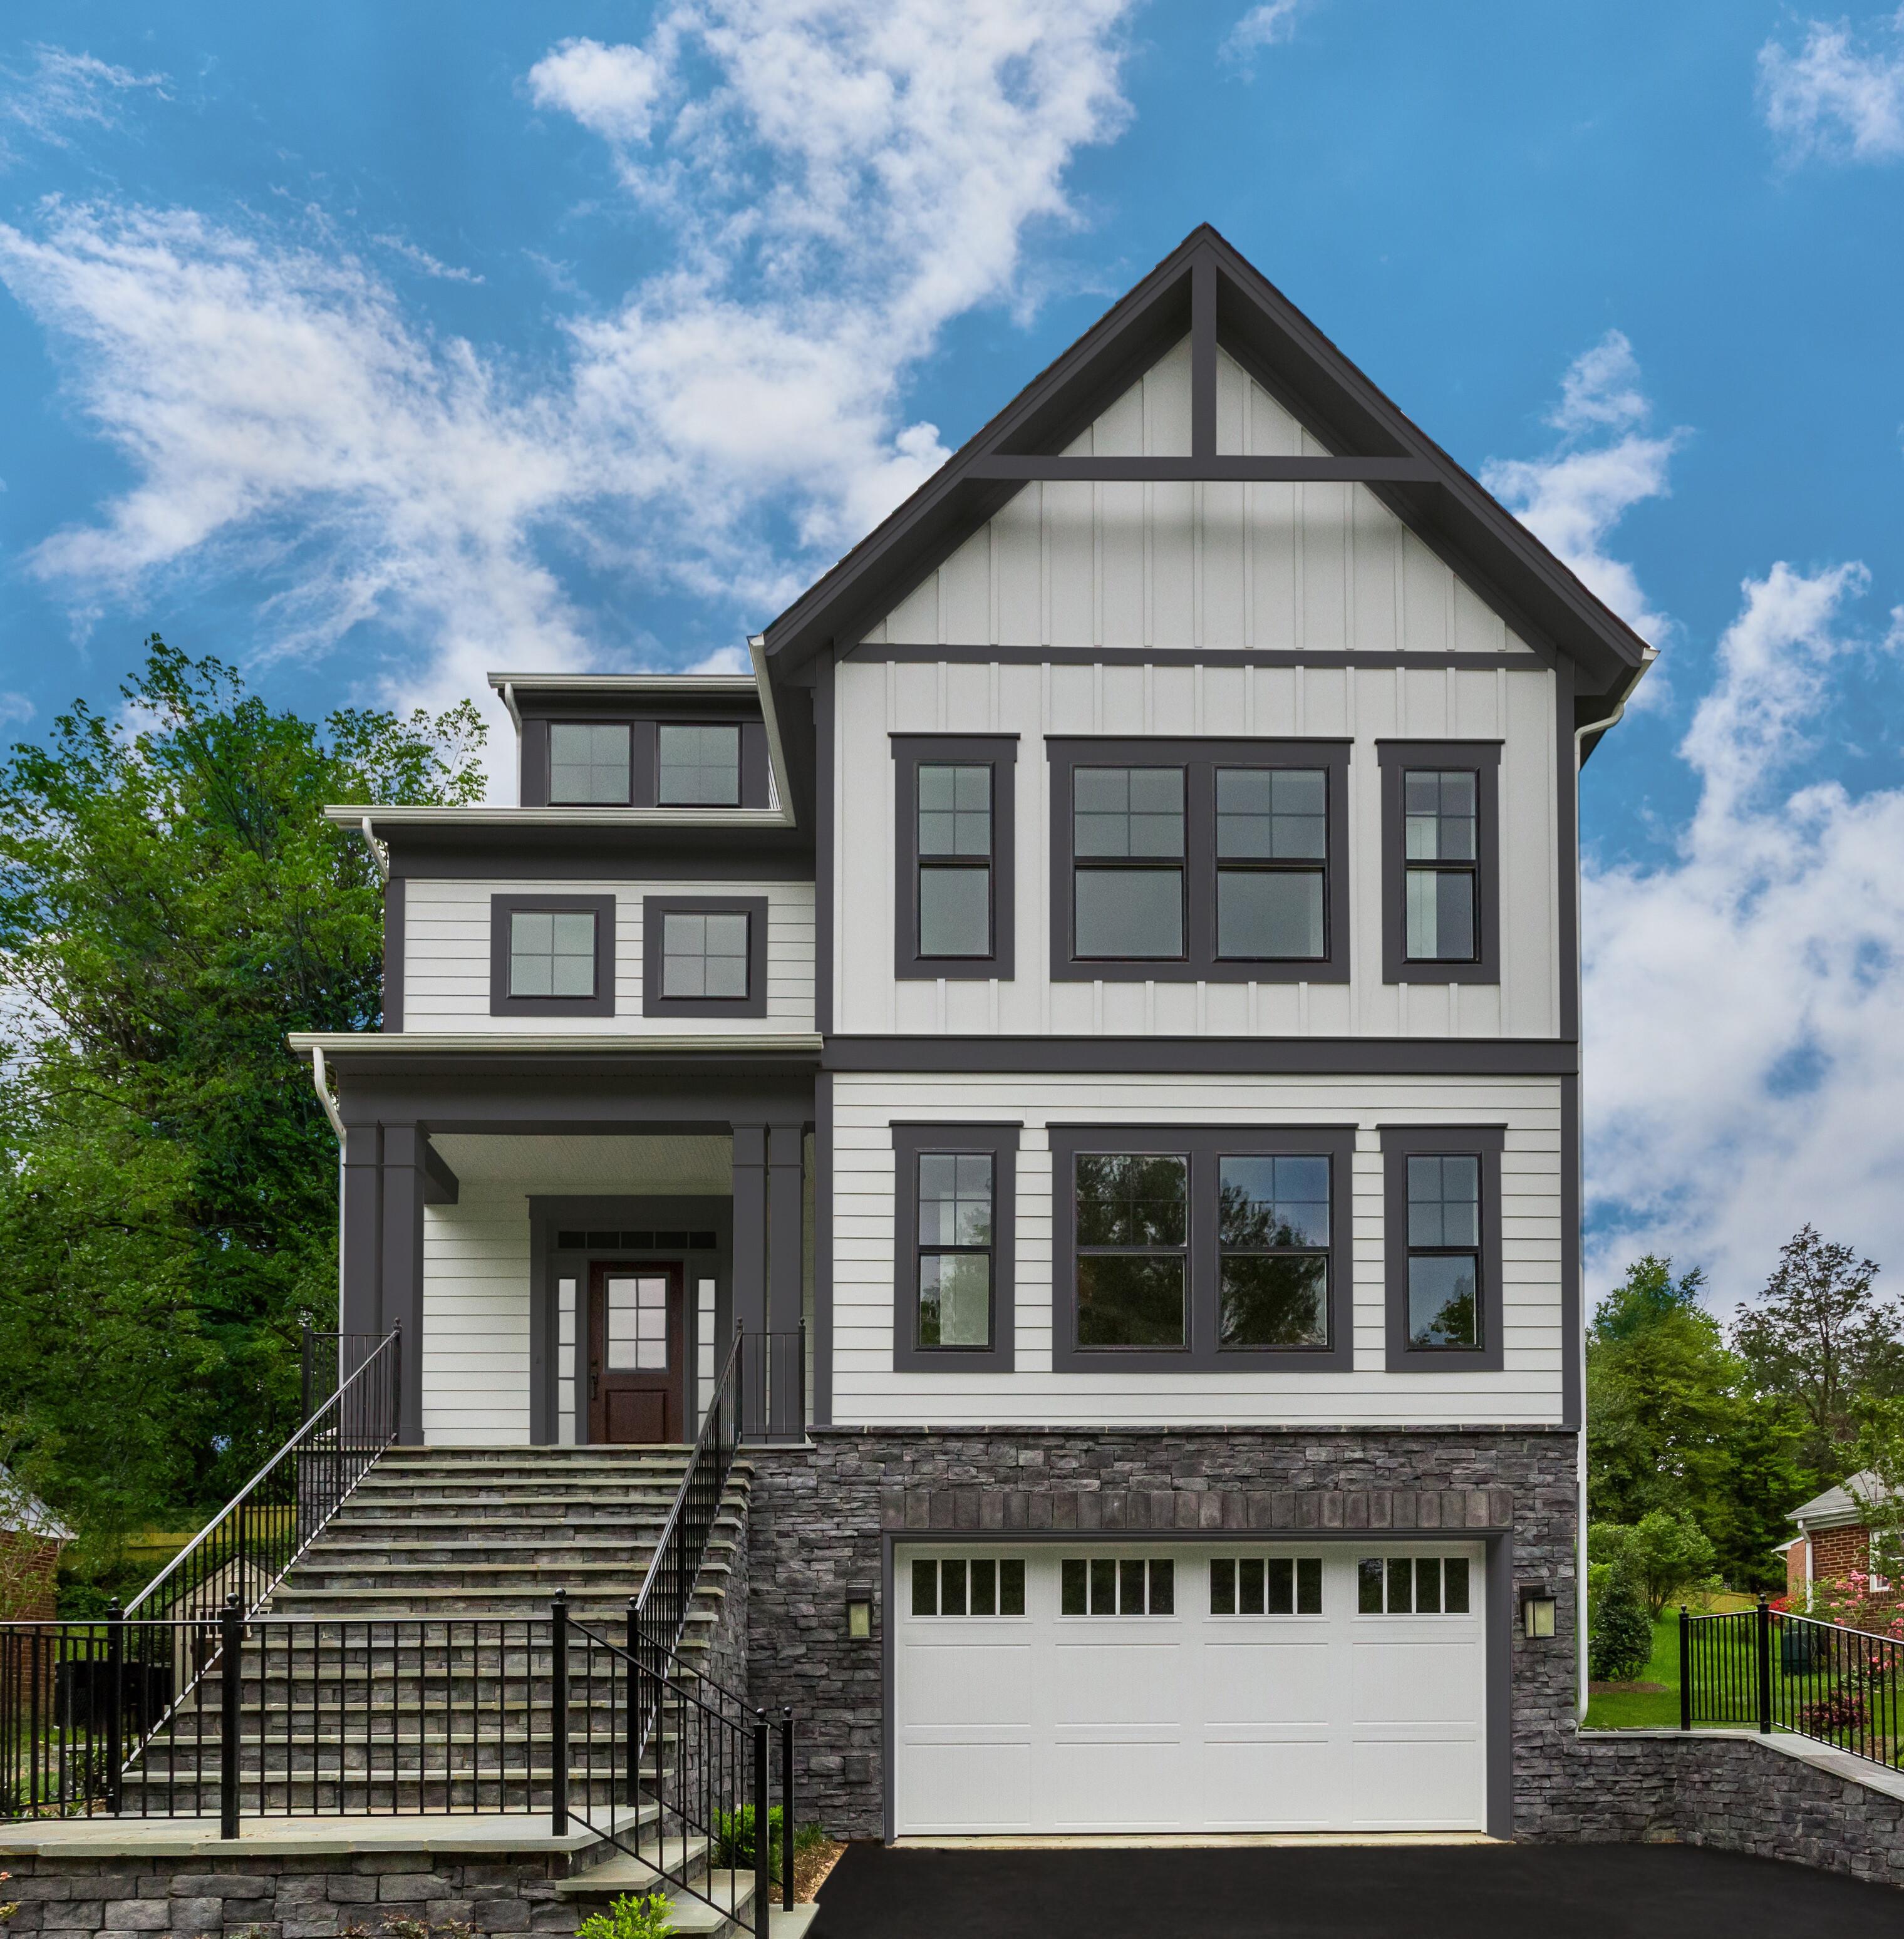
[
  {"x1": 863, "y1": 340, "x2": 1535, "y2": 659},
  {"x1": 833, "y1": 658, "x2": 1560, "y2": 1038},
  {"x1": 422, "y1": 1187, "x2": 532, "y2": 1445},
  {"x1": 832, "y1": 1072, "x2": 1563, "y2": 1430},
  {"x1": 403, "y1": 879, "x2": 815, "y2": 1033}
]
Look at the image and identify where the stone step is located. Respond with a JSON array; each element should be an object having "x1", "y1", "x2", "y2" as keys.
[
  {"x1": 294, "y1": 1541, "x2": 737, "y2": 1570},
  {"x1": 113, "y1": 1774, "x2": 638, "y2": 1811},
  {"x1": 557, "y1": 1836, "x2": 713, "y2": 1899},
  {"x1": 284, "y1": 1559, "x2": 733, "y2": 1593}
]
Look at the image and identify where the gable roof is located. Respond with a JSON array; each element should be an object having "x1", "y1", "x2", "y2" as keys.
[
  {"x1": 763, "y1": 225, "x2": 1652, "y2": 730},
  {"x1": 1791, "y1": 1470, "x2": 1890, "y2": 1528}
]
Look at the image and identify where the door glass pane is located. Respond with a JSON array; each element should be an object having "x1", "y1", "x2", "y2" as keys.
[
  {"x1": 918, "y1": 764, "x2": 991, "y2": 856},
  {"x1": 1074, "y1": 866, "x2": 1184, "y2": 958},
  {"x1": 1415, "y1": 1557, "x2": 1442, "y2": 1613},
  {"x1": 1210, "y1": 1558, "x2": 1236, "y2": 1615},
  {"x1": 1409, "y1": 1254, "x2": 1480, "y2": 1349},
  {"x1": 1386, "y1": 1558, "x2": 1414, "y2": 1613},
  {"x1": 1265, "y1": 1558, "x2": 1293, "y2": 1615},
  {"x1": 1119, "y1": 1559, "x2": 1146, "y2": 1614},
  {"x1": 911, "y1": 1559, "x2": 936, "y2": 1616},
  {"x1": 1061, "y1": 1558, "x2": 1087, "y2": 1615},
  {"x1": 1090, "y1": 1557, "x2": 1117, "y2": 1615},
  {"x1": 657, "y1": 723, "x2": 741, "y2": 805},
  {"x1": 919, "y1": 865, "x2": 990, "y2": 957},
  {"x1": 939, "y1": 1559, "x2": 967, "y2": 1616},
  {"x1": 550, "y1": 722, "x2": 631, "y2": 805},
  {"x1": 1000, "y1": 1559, "x2": 1026, "y2": 1616},
  {"x1": 1358, "y1": 1558, "x2": 1384, "y2": 1614},
  {"x1": 606, "y1": 1276, "x2": 666, "y2": 1371},
  {"x1": 1444, "y1": 1557, "x2": 1471, "y2": 1613},
  {"x1": 1076, "y1": 1256, "x2": 1185, "y2": 1347},
  {"x1": 970, "y1": 1558, "x2": 996, "y2": 1616},
  {"x1": 1148, "y1": 1558, "x2": 1174, "y2": 1615},
  {"x1": 1239, "y1": 1557, "x2": 1265, "y2": 1615},
  {"x1": 1217, "y1": 869, "x2": 1324, "y2": 959}
]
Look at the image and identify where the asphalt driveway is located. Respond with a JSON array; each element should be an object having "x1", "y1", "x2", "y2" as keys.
[{"x1": 809, "y1": 1840, "x2": 1902, "y2": 1938}]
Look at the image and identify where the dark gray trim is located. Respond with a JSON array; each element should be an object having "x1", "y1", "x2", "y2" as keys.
[
  {"x1": 521, "y1": 718, "x2": 549, "y2": 807},
  {"x1": 529, "y1": 1202, "x2": 551, "y2": 1444},
  {"x1": 733, "y1": 1128, "x2": 767, "y2": 1338},
  {"x1": 1049, "y1": 1123, "x2": 1356, "y2": 1372},
  {"x1": 813, "y1": 1073, "x2": 834, "y2": 1427},
  {"x1": 854, "y1": 644, "x2": 1539, "y2": 671},
  {"x1": 891, "y1": 1122, "x2": 1020, "y2": 1372},
  {"x1": 380, "y1": 1124, "x2": 427, "y2": 1443},
  {"x1": 640, "y1": 894, "x2": 770, "y2": 1020},
  {"x1": 1380, "y1": 1124, "x2": 1508, "y2": 1374},
  {"x1": 1561, "y1": 1072, "x2": 1581, "y2": 1432},
  {"x1": 390, "y1": 839, "x2": 815, "y2": 882},
  {"x1": 741, "y1": 721, "x2": 772, "y2": 810},
  {"x1": 767, "y1": 1125, "x2": 804, "y2": 1340},
  {"x1": 1046, "y1": 737, "x2": 1352, "y2": 984},
  {"x1": 489, "y1": 893, "x2": 617, "y2": 1017},
  {"x1": 822, "y1": 1035, "x2": 1576, "y2": 1075},
  {"x1": 1556, "y1": 661, "x2": 1580, "y2": 1043},
  {"x1": 815, "y1": 653, "x2": 836, "y2": 1033},
  {"x1": 1377, "y1": 742, "x2": 1503, "y2": 986},
  {"x1": 421, "y1": 1140, "x2": 459, "y2": 1206},
  {"x1": 382, "y1": 876, "x2": 405, "y2": 1033},
  {"x1": 876, "y1": 1526, "x2": 1514, "y2": 1843},
  {"x1": 1190, "y1": 253, "x2": 1217, "y2": 459},
  {"x1": 969, "y1": 456, "x2": 1444, "y2": 483},
  {"x1": 341, "y1": 1126, "x2": 383, "y2": 1337},
  {"x1": 892, "y1": 734, "x2": 1018, "y2": 980}
]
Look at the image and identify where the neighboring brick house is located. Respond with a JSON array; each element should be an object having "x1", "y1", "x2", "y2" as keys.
[
  {"x1": 0, "y1": 1474, "x2": 72, "y2": 1622},
  {"x1": 1784, "y1": 1470, "x2": 1894, "y2": 1601}
]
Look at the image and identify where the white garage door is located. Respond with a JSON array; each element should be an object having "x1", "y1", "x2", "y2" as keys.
[{"x1": 893, "y1": 1543, "x2": 1487, "y2": 1836}]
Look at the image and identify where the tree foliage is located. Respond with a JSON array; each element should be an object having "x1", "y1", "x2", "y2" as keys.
[
  {"x1": 0, "y1": 639, "x2": 483, "y2": 1566},
  {"x1": 1588, "y1": 1554, "x2": 1653, "y2": 1683},
  {"x1": 1588, "y1": 1511, "x2": 1716, "y2": 1621}
]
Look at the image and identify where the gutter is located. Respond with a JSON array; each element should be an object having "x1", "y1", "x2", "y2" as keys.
[{"x1": 287, "y1": 1030, "x2": 824, "y2": 1057}]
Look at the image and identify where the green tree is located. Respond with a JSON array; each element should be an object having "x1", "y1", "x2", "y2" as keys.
[
  {"x1": 0, "y1": 639, "x2": 483, "y2": 1563},
  {"x1": 1588, "y1": 1554, "x2": 1653, "y2": 1683},
  {"x1": 1588, "y1": 1510, "x2": 1716, "y2": 1620}
]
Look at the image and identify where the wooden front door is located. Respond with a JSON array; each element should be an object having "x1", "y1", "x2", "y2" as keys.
[{"x1": 588, "y1": 1262, "x2": 685, "y2": 1444}]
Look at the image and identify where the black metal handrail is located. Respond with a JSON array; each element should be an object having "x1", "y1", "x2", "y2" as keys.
[
  {"x1": 301, "y1": 1327, "x2": 390, "y2": 1422},
  {"x1": 1682, "y1": 1596, "x2": 1904, "y2": 1769},
  {"x1": 127, "y1": 1326, "x2": 400, "y2": 1633},
  {"x1": 564, "y1": 1602, "x2": 793, "y2": 1934}
]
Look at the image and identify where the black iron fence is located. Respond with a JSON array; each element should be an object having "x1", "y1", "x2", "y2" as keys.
[
  {"x1": 739, "y1": 1325, "x2": 805, "y2": 1445},
  {"x1": 1682, "y1": 1598, "x2": 1904, "y2": 1767},
  {"x1": 300, "y1": 1328, "x2": 391, "y2": 1422},
  {"x1": 127, "y1": 1328, "x2": 401, "y2": 1636}
]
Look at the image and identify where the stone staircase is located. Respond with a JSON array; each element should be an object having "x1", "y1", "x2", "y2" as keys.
[{"x1": 122, "y1": 1446, "x2": 751, "y2": 1821}]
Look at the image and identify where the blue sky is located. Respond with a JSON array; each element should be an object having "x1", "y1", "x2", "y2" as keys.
[{"x1": 3, "y1": 0, "x2": 1903, "y2": 1310}]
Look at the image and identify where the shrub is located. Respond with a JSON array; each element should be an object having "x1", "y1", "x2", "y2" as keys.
[
  {"x1": 1589, "y1": 1558, "x2": 1653, "y2": 1682},
  {"x1": 574, "y1": 1893, "x2": 675, "y2": 1939},
  {"x1": 713, "y1": 1805, "x2": 828, "y2": 1883}
]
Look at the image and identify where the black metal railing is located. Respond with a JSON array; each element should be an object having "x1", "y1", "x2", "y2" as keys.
[
  {"x1": 1682, "y1": 1597, "x2": 1904, "y2": 1767},
  {"x1": 301, "y1": 1328, "x2": 390, "y2": 1422},
  {"x1": 739, "y1": 1325, "x2": 806, "y2": 1445},
  {"x1": 126, "y1": 1328, "x2": 401, "y2": 1638},
  {"x1": 564, "y1": 1599, "x2": 794, "y2": 1935}
]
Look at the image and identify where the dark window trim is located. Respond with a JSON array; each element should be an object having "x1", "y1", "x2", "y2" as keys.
[
  {"x1": 489, "y1": 893, "x2": 616, "y2": 1018},
  {"x1": 891, "y1": 1122, "x2": 1018, "y2": 1372},
  {"x1": 1050, "y1": 1123, "x2": 1355, "y2": 1372},
  {"x1": 1380, "y1": 1124, "x2": 1506, "y2": 1373},
  {"x1": 892, "y1": 735, "x2": 1018, "y2": 980},
  {"x1": 1377, "y1": 741, "x2": 1502, "y2": 985},
  {"x1": 641, "y1": 895, "x2": 770, "y2": 1019},
  {"x1": 1045, "y1": 738, "x2": 1351, "y2": 983}
]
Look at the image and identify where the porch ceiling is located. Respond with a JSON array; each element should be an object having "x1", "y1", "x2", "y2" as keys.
[{"x1": 427, "y1": 1132, "x2": 732, "y2": 1194}]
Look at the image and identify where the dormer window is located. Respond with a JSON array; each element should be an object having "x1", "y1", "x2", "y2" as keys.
[
  {"x1": 549, "y1": 723, "x2": 632, "y2": 805},
  {"x1": 658, "y1": 724, "x2": 741, "y2": 806}
]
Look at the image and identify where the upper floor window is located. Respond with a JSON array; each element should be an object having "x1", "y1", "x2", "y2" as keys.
[
  {"x1": 549, "y1": 723, "x2": 632, "y2": 805},
  {"x1": 1378, "y1": 742, "x2": 1500, "y2": 985},
  {"x1": 489, "y1": 894, "x2": 616, "y2": 1018},
  {"x1": 892, "y1": 736, "x2": 1018, "y2": 980},
  {"x1": 641, "y1": 895, "x2": 768, "y2": 1018},
  {"x1": 1052, "y1": 1126, "x2": 1355, "y2": 1372},
  {"x1": 1380, "y1": 1125, "x2": 1505, "y2": 1372},
  {"x1": 891, "y1": 1122, "x2": 1018, "y2": 1370},
  {"x1": 1047, "y1": 739, "x2": 1349, "y2": 983},
  {"x1": 658, "y1": 723, "x2": 741, "y2": 805}
]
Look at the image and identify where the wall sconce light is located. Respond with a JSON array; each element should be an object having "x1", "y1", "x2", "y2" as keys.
[
  {"x1": 1521, "y1": 1588, "x2": 1558, "y2": 1639},
  {"x1": 845, "y1": 1588, "x2": 875, "y2": 1640}
]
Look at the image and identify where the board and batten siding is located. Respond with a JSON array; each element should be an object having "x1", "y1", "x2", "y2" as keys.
[
  {"x1": 422, "y1": 1187, "x2": 532, "y2": 1445},
  {"x1": 832, "y1": 1072, "x2": 1563, "y2": 1429},
  {"x1": 403, "y1": 879, "x2": 815, "y2": 1033}
]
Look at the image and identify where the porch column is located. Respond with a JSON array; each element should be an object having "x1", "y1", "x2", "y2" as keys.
[
  {"x1": 767, "y1": 1126, "x2": 805, "y2": 1435},
  {"x1": 380, "y1": 1124, "x2": 427, "y2": 1444},
  {"x1": 732, "y1": 1126, "x2": 767, "y2": 1340},
  {"x1": 340, "y1": 1125, "x2": 383, "y2": 1338}
]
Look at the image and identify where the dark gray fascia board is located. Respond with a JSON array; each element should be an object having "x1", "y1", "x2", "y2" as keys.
[
  {"x1": 854, "y1": 644, "x2": 1541, "y2": 672},
  {"x1": 965, "y1": 455, "x2": 1442, "y2": 483},
  {"x1": 821, "y1": 1037, "x2": 1575, "y2": 1076},
  {"x1": 760, "y1": 225, "x2": 1650, "y2": 701},
  {"x1": 385, "y1": 827, "x2": 814, "y2": 881}
]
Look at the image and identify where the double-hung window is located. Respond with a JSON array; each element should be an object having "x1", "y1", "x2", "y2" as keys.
[
  {"x1": 1053, "y1": 1127, "x2": 1354, "y2": 1370},
  {"x1": 1379, "y1": 742, "x2": 1499, "y2": 983},
  {"x1": 489, "y1": 894, "x2": 616, "y2": 1017},
  {"x1": 641, "y1": 896, "x2": 768, "y2": 1018},
  {"x1": 892, "y1": 737, "x2": 1017, "y2": 978},
  {"x1": 891, "y1": 1123, "x2": 1018, "y2": 1369},
  {"x1": 658, "y1": 723, "x2": 742, "y2": 805},
  {"x1": 1380, "y1": 1125, "x2": 1504, "y2": 1371},
  {"x1": 1047, "y1": 739, "x2": 1349, "y2": 981},
  {"x1": 549, "y1": 723, "x2": 633, "y2": 805}
]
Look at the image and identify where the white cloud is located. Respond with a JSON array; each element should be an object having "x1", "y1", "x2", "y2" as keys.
[
  {"x1": 371, "y1": 234, "x2": 484, "y2": 285},
  {"x1": 0, "y1": 692, "x2": 33, "y2": 728},
  {"x1": 1759, "y1": 8, "x2": 1904, "y2": 162},
  {"x1": 1221, "y1": 1, "x2": 1312, "y2": 68},
  {"x1": 0, "y1": 45, "x2": 167, "y2": 162},
  {"x1": 0, "y1": 2, "x2": 1137, "y2": 773},
  {"x1": 1482, "y1": 330, "x2": 1679, "y2": 664},
  {"x1": 1583, "y1": 561, "x2": 1904, "y2": 1306}
]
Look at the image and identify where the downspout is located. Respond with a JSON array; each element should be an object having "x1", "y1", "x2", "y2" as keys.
[
  {"x1": 309, "y1": 1045, "x2": 348, "y2": 1357},
  {"x1": 499, "y1": 681, "x2": 524, "y2": 807},
  {"x1": 1570, "y1": 651, "x2": 1655, "y2": 1720},
  {"x1": 357, "y1": 815, "x2": 389, "y2": 886}
]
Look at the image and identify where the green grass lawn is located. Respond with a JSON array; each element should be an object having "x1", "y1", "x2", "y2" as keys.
[{"x1": 1582, "y1": 1611, "x2": 1684, "y2": 1729}]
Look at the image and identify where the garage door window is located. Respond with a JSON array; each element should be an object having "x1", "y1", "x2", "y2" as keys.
[
  {"x1": 1210, "y1": 1556, "x2": 1323, "y2": 1615},
  {"x1": 1060, "y1": 1556, "x2": 1174, "y2": 1616},
  {"x1": 1356, "y1": 1554, "x2": 1471, "y2": 1615},
  {"x1": 912, "y1": 1557, "x2": 1026, "y2": 1616}
]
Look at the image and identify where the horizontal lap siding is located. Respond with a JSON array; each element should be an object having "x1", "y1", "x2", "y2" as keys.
[
  {"x1": 422, "y1": 1189, "x2": 530, "y2": 1444},
  {"x1": 403, "y1": 879, "x2": 815, "y2": 1032},
  {"x1": 831, "y1": 1072, "x2": 1564, "y2": 1429}
]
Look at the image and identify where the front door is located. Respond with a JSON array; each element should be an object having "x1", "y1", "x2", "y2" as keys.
[{"x1": 588, "y1": 1263, "x2": 685, "y2": 1444}]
